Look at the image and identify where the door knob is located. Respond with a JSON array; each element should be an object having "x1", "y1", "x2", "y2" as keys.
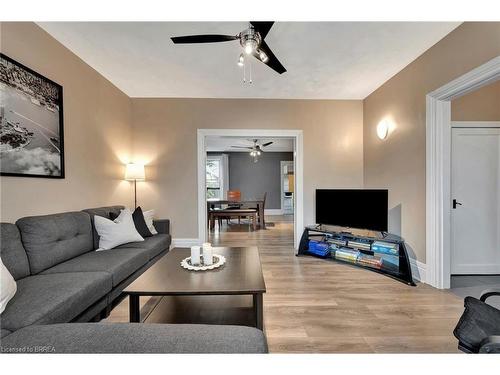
[{"x1": 453, "y1": 199, "x2": 463, "y2": 209}]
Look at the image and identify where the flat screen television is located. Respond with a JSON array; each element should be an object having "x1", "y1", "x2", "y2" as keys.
[{"x1": 315, "y1": 189, "x2": 388, "y2": 232}]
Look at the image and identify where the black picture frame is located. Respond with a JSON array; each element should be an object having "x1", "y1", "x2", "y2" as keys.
[{"x1": 0, "y1": 53, "x2": 65, "y2": 178}]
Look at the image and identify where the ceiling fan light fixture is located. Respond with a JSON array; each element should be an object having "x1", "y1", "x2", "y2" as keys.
[
  {"x1": 259, "y1": 50, "x2": 268, "y2": 62},
  {"x1": 237, "y1": 53, "x2": 244, "y2": 67},
  {"x1": 244, "y1": 39, "x2": 257, "y2": 55}
]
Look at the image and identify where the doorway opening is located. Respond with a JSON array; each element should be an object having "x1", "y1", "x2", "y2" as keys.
[
  {"x1": 197, "y1": 129, "x2": 303, "y2": 250},
  {"x1": 426, "y1": 56, "x2": 500, "y2": 289}
]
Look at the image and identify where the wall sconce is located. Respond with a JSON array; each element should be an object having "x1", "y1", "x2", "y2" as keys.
[{"x1": 377, "y1": 120, "x2": 390, "y2": 140}]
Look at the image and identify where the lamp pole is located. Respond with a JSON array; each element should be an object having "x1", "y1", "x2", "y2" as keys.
[
  {"x1": 125, "y1": 163, "x2": 145, "y2": 209},
  {"x1": 134, "y1": 179, "x2": 137, "y2": 208}
]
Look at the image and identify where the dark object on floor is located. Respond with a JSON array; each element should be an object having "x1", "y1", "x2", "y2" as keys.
[{"x1": 453, "y1": 288, "x2": 500, "y2": 353}]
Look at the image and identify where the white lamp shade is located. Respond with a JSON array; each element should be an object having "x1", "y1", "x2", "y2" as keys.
[{"x1": 125, "y1": 163, "x2": 145, "y2": 181}]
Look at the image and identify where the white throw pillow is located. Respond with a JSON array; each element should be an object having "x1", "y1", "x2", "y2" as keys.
[
  {"x1": 143, "y1": 209, "x2": 158, "y2": 235},
  {"x1": 94, "y1": 208, "x2": 144, "y2": 250},
  {"x1": 1, "y1": 259, "x2": 17, "y2": 314}
]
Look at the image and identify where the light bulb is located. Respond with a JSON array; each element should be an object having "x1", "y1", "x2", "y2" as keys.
[
  {"x1": 257, "y1": 151, "x2": 261, "y2": 155},
  {"x1": 237, "y1": 53, "x2": 244, "y2": 67},
  {"x1": 244, "y1": 39, "x2": 257, "y2": 55},
  {"x1": 259, "y1": 51, "x2": 268, "y2": 62}
]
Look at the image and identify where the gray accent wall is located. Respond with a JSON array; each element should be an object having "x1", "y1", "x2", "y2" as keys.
[{"x1": 226, "y1": 152, "x2": 293, "y2": 210}]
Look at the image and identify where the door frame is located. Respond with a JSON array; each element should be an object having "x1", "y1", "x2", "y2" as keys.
[
  {"x1": 426, "y1": 56, "x2": 500, "y2": 289},
  {"x1": 197, "y1": 129, "x2": 304, "y2": 249}
]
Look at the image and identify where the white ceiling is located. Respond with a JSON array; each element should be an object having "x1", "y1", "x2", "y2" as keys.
[
  {"x1": 206, "y1": 137, "x2": 293, "y2": 153},
  {"x1": 38, "y1": 22, "x2": 460, "y2": 99}
]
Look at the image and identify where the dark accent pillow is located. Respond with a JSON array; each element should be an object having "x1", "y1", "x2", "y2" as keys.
[
  {"x1": 109, "y1": 212, "x2": 119, "y2": 221},
  {"x1": 132, "y1": 206, "x2": 153, "y2": 238}
]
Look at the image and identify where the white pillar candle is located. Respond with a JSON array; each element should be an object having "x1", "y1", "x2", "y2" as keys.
[
  {"x1": 190, "y1": 245, "x2": 201, "y2": 265},
  {"x1": 202, "y1": 243, "x2": 213, "y2": 265}
]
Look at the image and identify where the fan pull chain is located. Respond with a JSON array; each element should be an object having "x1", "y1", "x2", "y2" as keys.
[
  {"x1": 243, "y1": 59, "x2": 246, "y2": 83},
  {"x1": 249, "y1": 59, "x2": 253, "y2": 84}
]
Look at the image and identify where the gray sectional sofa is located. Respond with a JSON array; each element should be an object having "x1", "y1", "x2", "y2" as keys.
[{"x1": 0, "y1": 206, "x2": 268, "y2": 353}]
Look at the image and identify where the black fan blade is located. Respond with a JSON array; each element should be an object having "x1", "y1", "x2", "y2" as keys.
[
  {"x1": 262, "y1": 141, "x2": 273, "y2": 147},
  {"x1": 250, "y1": 22, "x2": 274, "y2": 39},
  {"x1": 252, "y1": 40, "x2": 286, "y2": 74},
  {"x1": 231, "y1": 146, "x2": 254, "y2": 149},
  {"x1": 171, "y1": 34, "x2": 238, "y2": 44}
]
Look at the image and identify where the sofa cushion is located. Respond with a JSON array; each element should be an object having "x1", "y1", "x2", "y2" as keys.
[
  {"x1": 41, "y1": 248, "x2": 149, "y2": 286},
  {"x1": 82, "y1": 206, "x2": 124, "y2": 249},
  {"x1": 0, "y1": 272, "x2": 112, "y2": 332},
  {"x1": 0, "y1": 223, "x2": 30, "y2": 280},
  {"x1": 16, "y1": 212, "x2": 93, "y2": 274},
  {"x1": 0, "y1": 323, "x2": 269, "y2": 353},
  {"x1": 116, "y1": 234, "x2": 171, "y2": 260}
]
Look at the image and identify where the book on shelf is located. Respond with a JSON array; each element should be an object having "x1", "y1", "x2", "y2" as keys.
[
  {"x1": 334, "y1": 247, "x2": 359, "y2": 262},
  {"x1": 327, "y1": 238, "x2": 347, "y2": 247},
  {"x1": 372, "y1": 241, "x2": 399, "y2": 255},
  {"x1": 307, "y1": 240, "x2": 331, "y2": 257},
  {"x1": 379, "y1": 254, "x2": 399, "y2": 270},
  {"x1": 357, "y1": 254, "x2": 383, "y2": 269},
  {"x1": 347, "y1": 240, "x2": 371, "y2": 250}
]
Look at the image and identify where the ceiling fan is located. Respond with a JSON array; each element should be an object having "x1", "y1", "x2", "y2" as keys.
[
  {"x1": 231, "y1": 139, "x2": 274, "y2": 162},
  {"x1": 171, "y1": 22, "x2": 286, "y2": 76}
]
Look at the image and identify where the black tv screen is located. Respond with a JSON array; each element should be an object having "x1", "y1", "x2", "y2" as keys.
[{"x1": 315, "y1": 189, "x2": 388, "y2": 232}]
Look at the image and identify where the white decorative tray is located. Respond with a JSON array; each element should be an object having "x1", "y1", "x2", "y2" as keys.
[{"x1": 180, "y1": 254, "x2": 226, "y2": 271}]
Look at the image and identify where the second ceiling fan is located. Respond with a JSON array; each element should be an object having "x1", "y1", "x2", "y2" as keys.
[
  {"x1": 171, "y1": 22, "x2": 286, "y2": 76},
  {"x1": 231, "y1": 139, "x2": 274, "y2": 162}
]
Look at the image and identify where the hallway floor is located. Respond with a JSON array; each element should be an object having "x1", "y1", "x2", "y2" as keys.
[{"x1": 451, "y1": 275, "x2": 500, "y2": 309}]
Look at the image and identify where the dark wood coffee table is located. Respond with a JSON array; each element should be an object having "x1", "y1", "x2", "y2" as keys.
[{"x1": 123, "y1": 247, "x2": 266, "y2": 329}]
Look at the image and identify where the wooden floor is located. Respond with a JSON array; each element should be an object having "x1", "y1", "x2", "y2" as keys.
[{"x1": 107, "y1": 215, "x2": 465, "y2": 353}]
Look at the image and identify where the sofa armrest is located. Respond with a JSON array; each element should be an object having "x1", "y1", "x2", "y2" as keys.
[
  {"x1": 480, "y1": 288, "x2": 500, "y2": 302},
  {"x1": 479, "y1": 336, "x2": 500, "y2": 353},
  {"x1": 153, "y1": 219, "x2": 170, "y2": 235}
]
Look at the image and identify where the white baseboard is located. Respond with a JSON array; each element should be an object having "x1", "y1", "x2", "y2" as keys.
[
  {"x1": 409, "y1": 258, "x2": 426, "y2": 283},
  {"x1": 265, "y1": 209, "x2": 284, "y2": 215},
  {"x1": 171, "y1": 238, "x2": 200, "y2": 248}
]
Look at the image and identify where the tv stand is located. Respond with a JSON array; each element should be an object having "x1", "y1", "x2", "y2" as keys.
[{"x1": 298, "y1": 225, "x2": 415, "y2": 286}]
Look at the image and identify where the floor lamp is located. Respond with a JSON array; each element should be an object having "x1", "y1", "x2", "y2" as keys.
[{"x1": 125, "y1": 163, "x2": 145, "y2": 208}]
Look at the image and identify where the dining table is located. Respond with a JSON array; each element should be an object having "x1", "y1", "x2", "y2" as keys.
[{"x1": 207, "y1": 197, "x2": 266, "y2": 229}]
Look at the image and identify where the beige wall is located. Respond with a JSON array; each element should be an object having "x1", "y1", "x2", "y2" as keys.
[
  {"x1": 452, "y1": 79, "x2": 500, "y2": 121},
  {"x1": 363, "y1": 22, "x2": 500, "y2": 263},
  {"x1": 131, "y1": 99, "x2": 364, "y2": 238},
  {"x1": 0, "y1": 22, "x2": 133, "y2": 222}
]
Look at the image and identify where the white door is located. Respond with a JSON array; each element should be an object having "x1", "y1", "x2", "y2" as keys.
[{"x1": 451, "y1": 126, "x2": 500, "y2": 274}]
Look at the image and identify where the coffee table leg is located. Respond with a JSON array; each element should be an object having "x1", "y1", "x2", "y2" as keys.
[
  {"x1": 129, "y1": 294, "x2": 140, "y2": 323},
  {"x1": 253, "y1": 293, "x2": 263, "y2": 330}
]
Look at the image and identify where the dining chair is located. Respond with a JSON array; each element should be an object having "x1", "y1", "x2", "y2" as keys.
[
  {"x1": 227, "y1": 190, "x2": 242, "y2": 203},
  {"x1": 225, "y1": 190, "x2": 242, "y2": 224},
  {"x1": 249, "y1": 192, "x2": 267, "y2": 227}
]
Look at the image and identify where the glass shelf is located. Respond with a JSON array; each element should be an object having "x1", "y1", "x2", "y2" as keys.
[{"x1": 300, "y1": 226, "x2": 415, "y2": 286}]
